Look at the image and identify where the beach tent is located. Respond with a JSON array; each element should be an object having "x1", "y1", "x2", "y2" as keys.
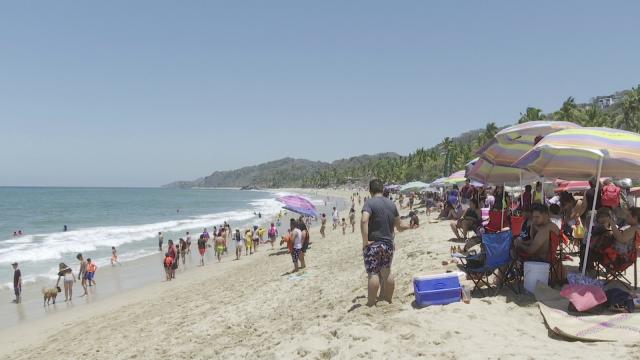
[{"x1": 514, "y1": 127, "x2": 640, "y2": 275}]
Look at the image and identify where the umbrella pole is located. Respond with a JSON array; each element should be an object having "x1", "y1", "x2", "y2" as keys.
[
  {"x1": 519, "y1": 170, "x2": 523, "y2": 209},
  {"x1": 501, "y1": 182, "x2": 505, "y2": 229},
  {"x1": 581, "y1": 156, "x2": 604, "y2": 276}
]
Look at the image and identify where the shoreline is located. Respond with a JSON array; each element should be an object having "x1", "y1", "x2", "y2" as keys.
[{"x1": 0, "y1": 189, "x2": 349, "y2": 330}]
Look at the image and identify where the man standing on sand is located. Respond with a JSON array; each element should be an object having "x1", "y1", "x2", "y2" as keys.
[
  {"x1": 289, "y1": 219, "x2": 303, "y2": 273},
  {"x1": 158, "y1": 232, "x2": 164, "y2": 252},
  {"x1": 12, "y1": 262, "x2": 21, "y2": 304},
  {"x1": 76, "y1": 253, "x2": 88, "y2": 297},
  {"x1": 361, "y1": 179, "x2": 408, "y2": 307},
  {"x1": 332, "y1": 207, "x2": 339, "y2": 230},
  {"x1": 185, "y1": 232, "x2": 192, "y2": 254}
]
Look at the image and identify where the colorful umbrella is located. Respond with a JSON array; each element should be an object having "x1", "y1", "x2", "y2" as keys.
[
  {"x1": 476, "y1": 138, "x2": 534, "y2": 167},
  {"x1": 444, "y1": 170, "x2": 467, "y2": 185},
  {"x1": 495, "y1": 120, "x2": 581, "y2": 146},
  {"x1": 513, "y1": 127, "x2": 640, "y2": 180},
  {"x1": 400, "y1": 181, "x2": 430, "y2": 192},
  {"x1": 513, "y1": 127, "x2": 640, "y2": 275},
  {"x1": 466, "y1": 157, "x2": 536, "y2": 185},
  {"x1": 276, "y1": 195, "x2": 319, "y2": 218}
]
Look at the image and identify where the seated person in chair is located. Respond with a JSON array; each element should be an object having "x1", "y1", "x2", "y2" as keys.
[
  {"x1": 450, "y1": 199, "x2": 481, "y2": 243},
  {"x1": 594, "y1": 207, "x2": 640, "y2": 270},
  {"x1": 515, "y1": 204, "x2": 559, "y2": 262}
]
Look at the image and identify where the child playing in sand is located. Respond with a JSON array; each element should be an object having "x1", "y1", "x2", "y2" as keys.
[
  {"x1": 86, "y1": 258, "x2": 97, "y2": 286},
  {"x1": 341, "y1": 218, "x2": 347, "y2": 235},
  {"x1": 111, "y1": 246, "x2": 121, "y2": 266},
  {"x1": 163, "y1": 253, "x2": 173, "y2": 281}
]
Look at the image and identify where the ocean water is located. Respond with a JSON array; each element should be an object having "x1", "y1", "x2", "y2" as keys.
[{"x1": 0, "y1": 187, "x2": 289, "y2": 289}]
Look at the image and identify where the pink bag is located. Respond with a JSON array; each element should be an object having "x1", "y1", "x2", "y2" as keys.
[{"x1": 560, "y1": 284, "x2": 607, "y2": 312}]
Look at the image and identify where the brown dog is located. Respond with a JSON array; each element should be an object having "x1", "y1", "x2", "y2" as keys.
[{"x1": 42, "y1": 286, "x2": 60, "y2": 306}]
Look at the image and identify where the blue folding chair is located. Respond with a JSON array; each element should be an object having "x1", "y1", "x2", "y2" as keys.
[{"x1": 464, "y1": 230, "x2": 520, "y2": 296}]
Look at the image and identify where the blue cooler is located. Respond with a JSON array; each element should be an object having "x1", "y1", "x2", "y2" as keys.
[{"x1": 413, "y1": 273, "x2": 462, "y2": 307}]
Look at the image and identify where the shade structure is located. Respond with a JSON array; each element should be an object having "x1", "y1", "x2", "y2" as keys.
[
  {"x1": 430, "y1": 177, "x2": 448, "y2": 187},
  {"x1": 513, "y1": 127, "x2": 640, "y2": 180},
  {"x1": 466, "y1": 157, "x2": 536, "y2": 185},
  {"x1": 277, "y1": 195, "x2": 318, "y2": 218},
  {"x1": 399, "y1": 181, "x2": 430, "y2": 192},
  {"x1": 495, "y1": 120, "x2": 581, "y2": 145},
  {"x1": 476, "y1": 138, "x2": 533, "y2": 167},
  {"x1": 513, "y1": 127, "x2": 640, "y2": 275}
]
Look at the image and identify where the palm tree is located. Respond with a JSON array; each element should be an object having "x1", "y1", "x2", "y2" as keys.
[
  {"x1": 518, "y1": 107, "x2": 544, "y2": 123},
  {"x1": 484, "y1": 122, "x2": 499, "y2": 139},
  {"x1": 440, "y1": 137, "x2": 454, "y2": 177},
  {"x1": 615, "y1": 86, "x2": 640, "y2": 132}
]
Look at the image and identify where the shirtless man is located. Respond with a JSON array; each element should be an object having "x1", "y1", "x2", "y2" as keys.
[
  {"x1": 76, "y1": 253, "x2": 88, "y2": 297},
  {"x1": 515, "y1": 204, "x2": 558, "y2": 261},
  {"x1": 214, "y1": 233, "x2": 225, "y2": 262}
]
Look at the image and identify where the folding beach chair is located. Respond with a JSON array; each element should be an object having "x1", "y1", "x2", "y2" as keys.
[
  {"x1": 595, "y1": 245, "x2": 637, "y2": 290},
  {"x1": 485, "y1": 210, "x2": 510, "y2": 234},
  {"x1": 464, "y1": 230, "x2": 519, "y2": 296}
]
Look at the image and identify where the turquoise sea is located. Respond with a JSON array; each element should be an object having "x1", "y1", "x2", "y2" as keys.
[{"x1": 0, "y1": 187, "x2": 288, "y2": 288}]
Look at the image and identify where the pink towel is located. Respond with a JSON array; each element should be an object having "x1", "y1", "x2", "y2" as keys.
[{"x1": 560, "y1": 284, "x2": 607, "y2": 312}]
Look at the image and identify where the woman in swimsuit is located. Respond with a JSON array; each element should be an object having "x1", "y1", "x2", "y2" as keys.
[{"x1": 55, "y1": 263, "x2": 75, "y2": 302}]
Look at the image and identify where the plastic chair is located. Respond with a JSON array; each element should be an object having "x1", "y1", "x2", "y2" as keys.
[{"x1": 485, "y1": 210, "x2": 510, "y2": 234}]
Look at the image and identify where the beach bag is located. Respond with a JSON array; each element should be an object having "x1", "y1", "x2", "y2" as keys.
[
  {"x1": 601, "y1": 184, "x2": 621, "y2": 208},
  {"x1": 573, "y1": 223, "x2": 586, "y2": 239},
  {"x1": 605, "y1": 288, "x2": 635, "y2": 313}
]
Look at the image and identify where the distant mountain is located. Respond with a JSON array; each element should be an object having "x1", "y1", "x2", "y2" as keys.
[{"x1": 163, "y1": 153, "x2": 400, "y2": 189}]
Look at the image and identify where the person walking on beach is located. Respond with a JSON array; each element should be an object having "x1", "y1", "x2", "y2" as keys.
[
  {"x1": 185, "y1": 232, "x2": 192, "y2": 254},
  {"x1": 214, "y1": 233, "x2": 224, "y2": 262},
  {"x1": 163, "y1": 253, "x2": 174, "y2": 281},
  {"x1": 86, "y1": 258, "x2": 97, "y2": 286},
  {"x1": 244, "y1": 230, "x2": 253, "y2": 255},
  {"x1": 76, "y1": 253, "x2": 88, "y2": 297},
  {"x1": 289, "y1": 219, "x2": 303, "y2": 273},
  {"x1": 296, "y1": 217, "x2": 309, "y2": 269},
  {"x1": 268, "y1": 223, "x2": 278, "y2": 250},
  {"x1": 361, "y1": 179, "x2": 408, "y2": 307},
  {"x1": 349, "y1": 208, "x2": 356, "y2": 233},
  {"x1": 252, "y1": 226, "x2": 260, "y2": 253},
  {"x1": 341, "y1": 218, "x2": 347, "y2": 235},
  {"x1": 332, "y1": 207, "x2": 339, "y2": 230},
  {"x1": 12, "y1": 262, "x2": 21, "y2": 304},
  {"x1": 158, "y1": 232, "x2": 164, "y2": 252},
  {"x1": 197, "y1": 235, "x2": 207, "y2": 266},
  {"x1": 320, "y1": 214, "x2": 327, "y2": 238},
  {"x1": 179, "y1": 238, "x2": 187, "y2": 265},
  {"x1": 233, "y1": 229, "x2": 243, "y2": 260},
  {"x1": 111, "y1": 247, "x2": 121, "y2": 266},
  {"x1": 56, "y1": 263, "x2": 75, "y2": 302}
]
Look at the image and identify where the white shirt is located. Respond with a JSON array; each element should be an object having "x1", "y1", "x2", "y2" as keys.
[{"x1": 292, "y1": 228, "x2": 303, "y2": 250}]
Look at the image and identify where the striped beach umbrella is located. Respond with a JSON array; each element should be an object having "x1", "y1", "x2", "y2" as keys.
[
  {"x1": 444, "y1": 170, "x2": 467, "y2": 185},
  {"x1": 513, "y1": 127, "x2": 640, "y2": 180},
  {"x1": 476, "y1": 138, "x2": 534, "y2": 167},
  {"x1": 466, "y1": 157, "x2": 536, "y2": 185},
  {"x1": 495, "y1": 120, "x2": 581, "y2": 146},
  {"x1": 400, "y1": 181, "x2": 430, "y2": 192},
  {"x1": 513, "y1": 127, "x2": 640, "y2": 275},
  {"x1": 276, "y1": 195, "x2": 318, "y2": 218}
]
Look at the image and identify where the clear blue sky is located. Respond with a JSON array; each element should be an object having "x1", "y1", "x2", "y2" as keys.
[{"x1": 1, "y1": 1, "x2": 638, "y2": 187}]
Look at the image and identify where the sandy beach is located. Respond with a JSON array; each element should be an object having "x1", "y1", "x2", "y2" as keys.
[{"x1": 0, "y1": 188, "x2": 637, "y2": 359}]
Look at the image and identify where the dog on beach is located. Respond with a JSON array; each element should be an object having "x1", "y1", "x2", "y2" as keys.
[{"x1": 42, "y1": 286, "x2": 61, "y2": 306}]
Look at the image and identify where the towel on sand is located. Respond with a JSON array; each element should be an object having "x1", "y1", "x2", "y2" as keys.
[{"x1": 534, "y1": 283, "x2": 640, "y2": 343}]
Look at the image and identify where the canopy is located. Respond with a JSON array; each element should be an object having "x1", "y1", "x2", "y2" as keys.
[
  {"x1": 430, "y1": 177, "x2": 448, "y2": 187},
  {"x1": 399, "y1": 181, "x2": 430, "y2": 192},
  {"x1": 513, "y1": 127, "x2": 640, "y2": 275},
  {"x1": 495, "y1": 120, "x2": 581, "y2": 145},
  {"x1": 466, "y1": 157, "x2": 536, "y2": 185},
  {"x1": 276, "y1": 195, "x2": 319, "y2": 218}
]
